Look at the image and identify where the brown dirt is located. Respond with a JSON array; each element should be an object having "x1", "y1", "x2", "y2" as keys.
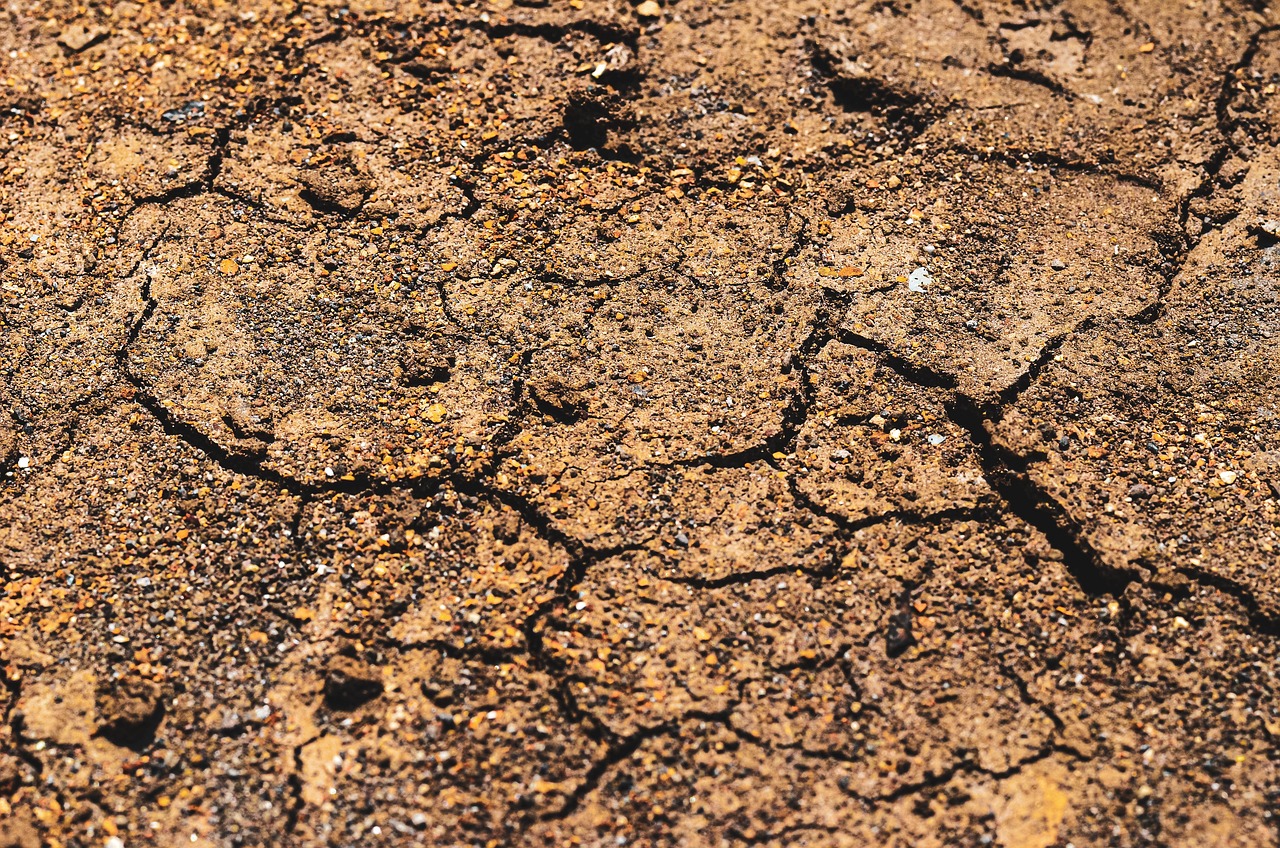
[{"x1": 2, "y1": 0, "x2": 1280, "y2": 846}]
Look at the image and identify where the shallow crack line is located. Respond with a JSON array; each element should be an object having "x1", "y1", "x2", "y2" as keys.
[
  {"x1": 734, "y1": 823, "x2": 841, "y2": 845},
  {"x1": 111, "y1": 235, "x2": 497, "y2": 504},
  {"x1": 1125, "y1": 248, "x2": 1184, "y2": 326},
  {"x1": 112, "y1": 127, "x2": 229, "y2": 234},
  {"x1": 850, "y1": 743, "x2": 1078, "y2": 808},
  {"x1": 1102, "y1": 18, "x2": 1280, "y2": 334},
  {"x1": 661, "y1": 301, "x2": 842, "y2": 472},
  {"x1": 478, "y1": 18, "x2": 640, "y2": 48},
  {"x1": 287, "y1": 493, "x2": 313, "y2": 550},
  {"x1": 786, "y1": 463, "x2": 1002, "y2": 535},
  {"x1": 1173, "y1": 565, "x2": 1280, "y2": 636},
  {"x1": 208, "y1": 186, "x2": 323, "y2": 235},
  {"x1": 473, "y1": 486, "x2": 655, "y2": 733},
  {"x1": 126, "y1": 178, "x2": 208, "y2": 209},
  {"x1": 549, "y1": 674, "x2": 614, "y2": 740},
  {"x1": 480, "y1": 486, "x2": 588, "y2": 562},
  {"x1": 0, "y1": 404, "x2": 24, "y2": 478},
  {"x1": 119, "y1": 385, "x2": 310, "y2": 497},
  {"x1": 374, "y1": 636, "x2": 529, "y2": 666},
  {"x1": 658, "y1": 505, "x2": 997, "y2": 592},
  {"x1": 767, "y1": 211, "x2": 812, "y2": 291},
  {"x1": 540, "y1": 707, "x2": 733, "y2": 822},
  {"x1": 517, "y1": 603, "x2": 618, "y2": 741},
  {"x1": 1138, "y1": 21, "x2": 1280, "y2": 336},
  {"x1": 664, "y1": 561, "x2": 825, "y2": 591},
  {"x1": 984, "y1": 62, "x2": 1078, "y2": 101},
  {"x1": 519, "y1": 533, "x2": 651, "y2": 621},
  {"x1": 283, "y1": 733, "x2": 320, "y2": 836},
  {"x1": 946, "y1": 143, "x2": 1161, "y2": 191},
  {"x1": 995, "y1": 319, "x2": 1093, "y2": 406},
  {"x1": 997, "y1": 662, "x2": 1066, "y2": 734},
  {"x1": 726, "y1": 716, "x2": 1085, "y2": 806},
  {"x1": 806, "y1": 41, "x2": 951, "y2": 144},
  {"x1": 120, "y1": 382, "x2": 491, "y2": 501},
  {"x1": 117, "y1": 225, "x2": 169, "y2": 348},
  {"x1": 832, "y1": 328, "x2": 958, "y2": 390},
  {"x1": 1215, "y1": 24, "x2": 1280, "y2": 157}
]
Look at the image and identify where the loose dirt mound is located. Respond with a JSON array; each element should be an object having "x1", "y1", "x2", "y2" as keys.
[{"x1": 3, "y1": 1, "x2": 1280, "y2": 846}]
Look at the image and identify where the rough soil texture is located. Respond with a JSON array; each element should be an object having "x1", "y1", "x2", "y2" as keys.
[{"x1": 3, "y1": 0, "x2": 1280, "y2": 845}]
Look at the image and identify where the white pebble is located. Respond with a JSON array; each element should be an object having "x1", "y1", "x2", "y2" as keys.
[{"x1": 907, "y1": 267, "x2": 933, "y2": 293}]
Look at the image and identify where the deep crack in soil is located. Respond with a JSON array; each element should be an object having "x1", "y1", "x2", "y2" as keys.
[{"x1": 3, "y1": 1, "x2": 1280, "y2": 846}]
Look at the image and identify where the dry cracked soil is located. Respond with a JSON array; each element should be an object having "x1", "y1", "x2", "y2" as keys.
[{"x1": 2, "y1": 0, "x2": 1280, "y2": 846}]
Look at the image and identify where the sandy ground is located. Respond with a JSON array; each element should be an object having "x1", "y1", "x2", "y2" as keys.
[{"x1": 2, "y1": 0, "x2": 1280, "y2": 845}]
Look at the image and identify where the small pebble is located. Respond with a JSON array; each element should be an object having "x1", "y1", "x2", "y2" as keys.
[{"x1": 907, "y1": 267, "x2": 932, "y2": 293}]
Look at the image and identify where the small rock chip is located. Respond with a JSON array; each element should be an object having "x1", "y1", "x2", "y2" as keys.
[
  {"x1": 57, "y1": 23, "x2": 106, "y2": 53},
  {"x1": 884, "y1": 608, "x2": 915, "y2": 657},
  {"x1": 636, "y1": 0, "x2": 662, "y2": 16},
  {"x1": 906, "y1": 266, "x2": 933, "y2": 293},
  {"x1": 223, "y1": 398, "x2": 274, "y2": 441},
  {"x1": 162, "y1": 101, "x2": 206, "y2": 123},
  {"x1": 424, "y1": 402, "x2": 448, "y2": 424},
  {"x1": 401, "y1": 346, "x2": 454, "y2": 386},
  {"x1": 422, "y1": 682, "x2": 455, "y2": 706},
  {"x1": 528, "y1": 376, "x2": 589, "y2": 422},
  {"x1": 96, "y1": 676, "x2": 165, "y2": 748},
  {"x1": 298, "y1": 168, "x2": 375, "y2": 214},
  {"x1": 1150, "y1": 569, "x2": 1191, "y2": 595},
  {"x1": 1050, "y1": 259, "x2": 1067, "y2": 271},
  {"x1": 1127, "y1": 482, "x2": 1153, "y2": 500},
  {"x1": 403, "y1": 59, "x2": 451, "y2": 83},
  {"x1": 324, "y1": 655, "x2": 383, "y2": 710},
  {"x1": 219, "y1": 258, "x2": 239, "y2": 275},
  {"x1": 492, "y1": 511, "x2": 521, "y2": 544}
]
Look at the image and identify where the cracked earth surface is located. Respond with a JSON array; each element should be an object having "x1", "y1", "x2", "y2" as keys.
[{"x1": 3, "y1": 0, "x2": 1280, "y2": 845}]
